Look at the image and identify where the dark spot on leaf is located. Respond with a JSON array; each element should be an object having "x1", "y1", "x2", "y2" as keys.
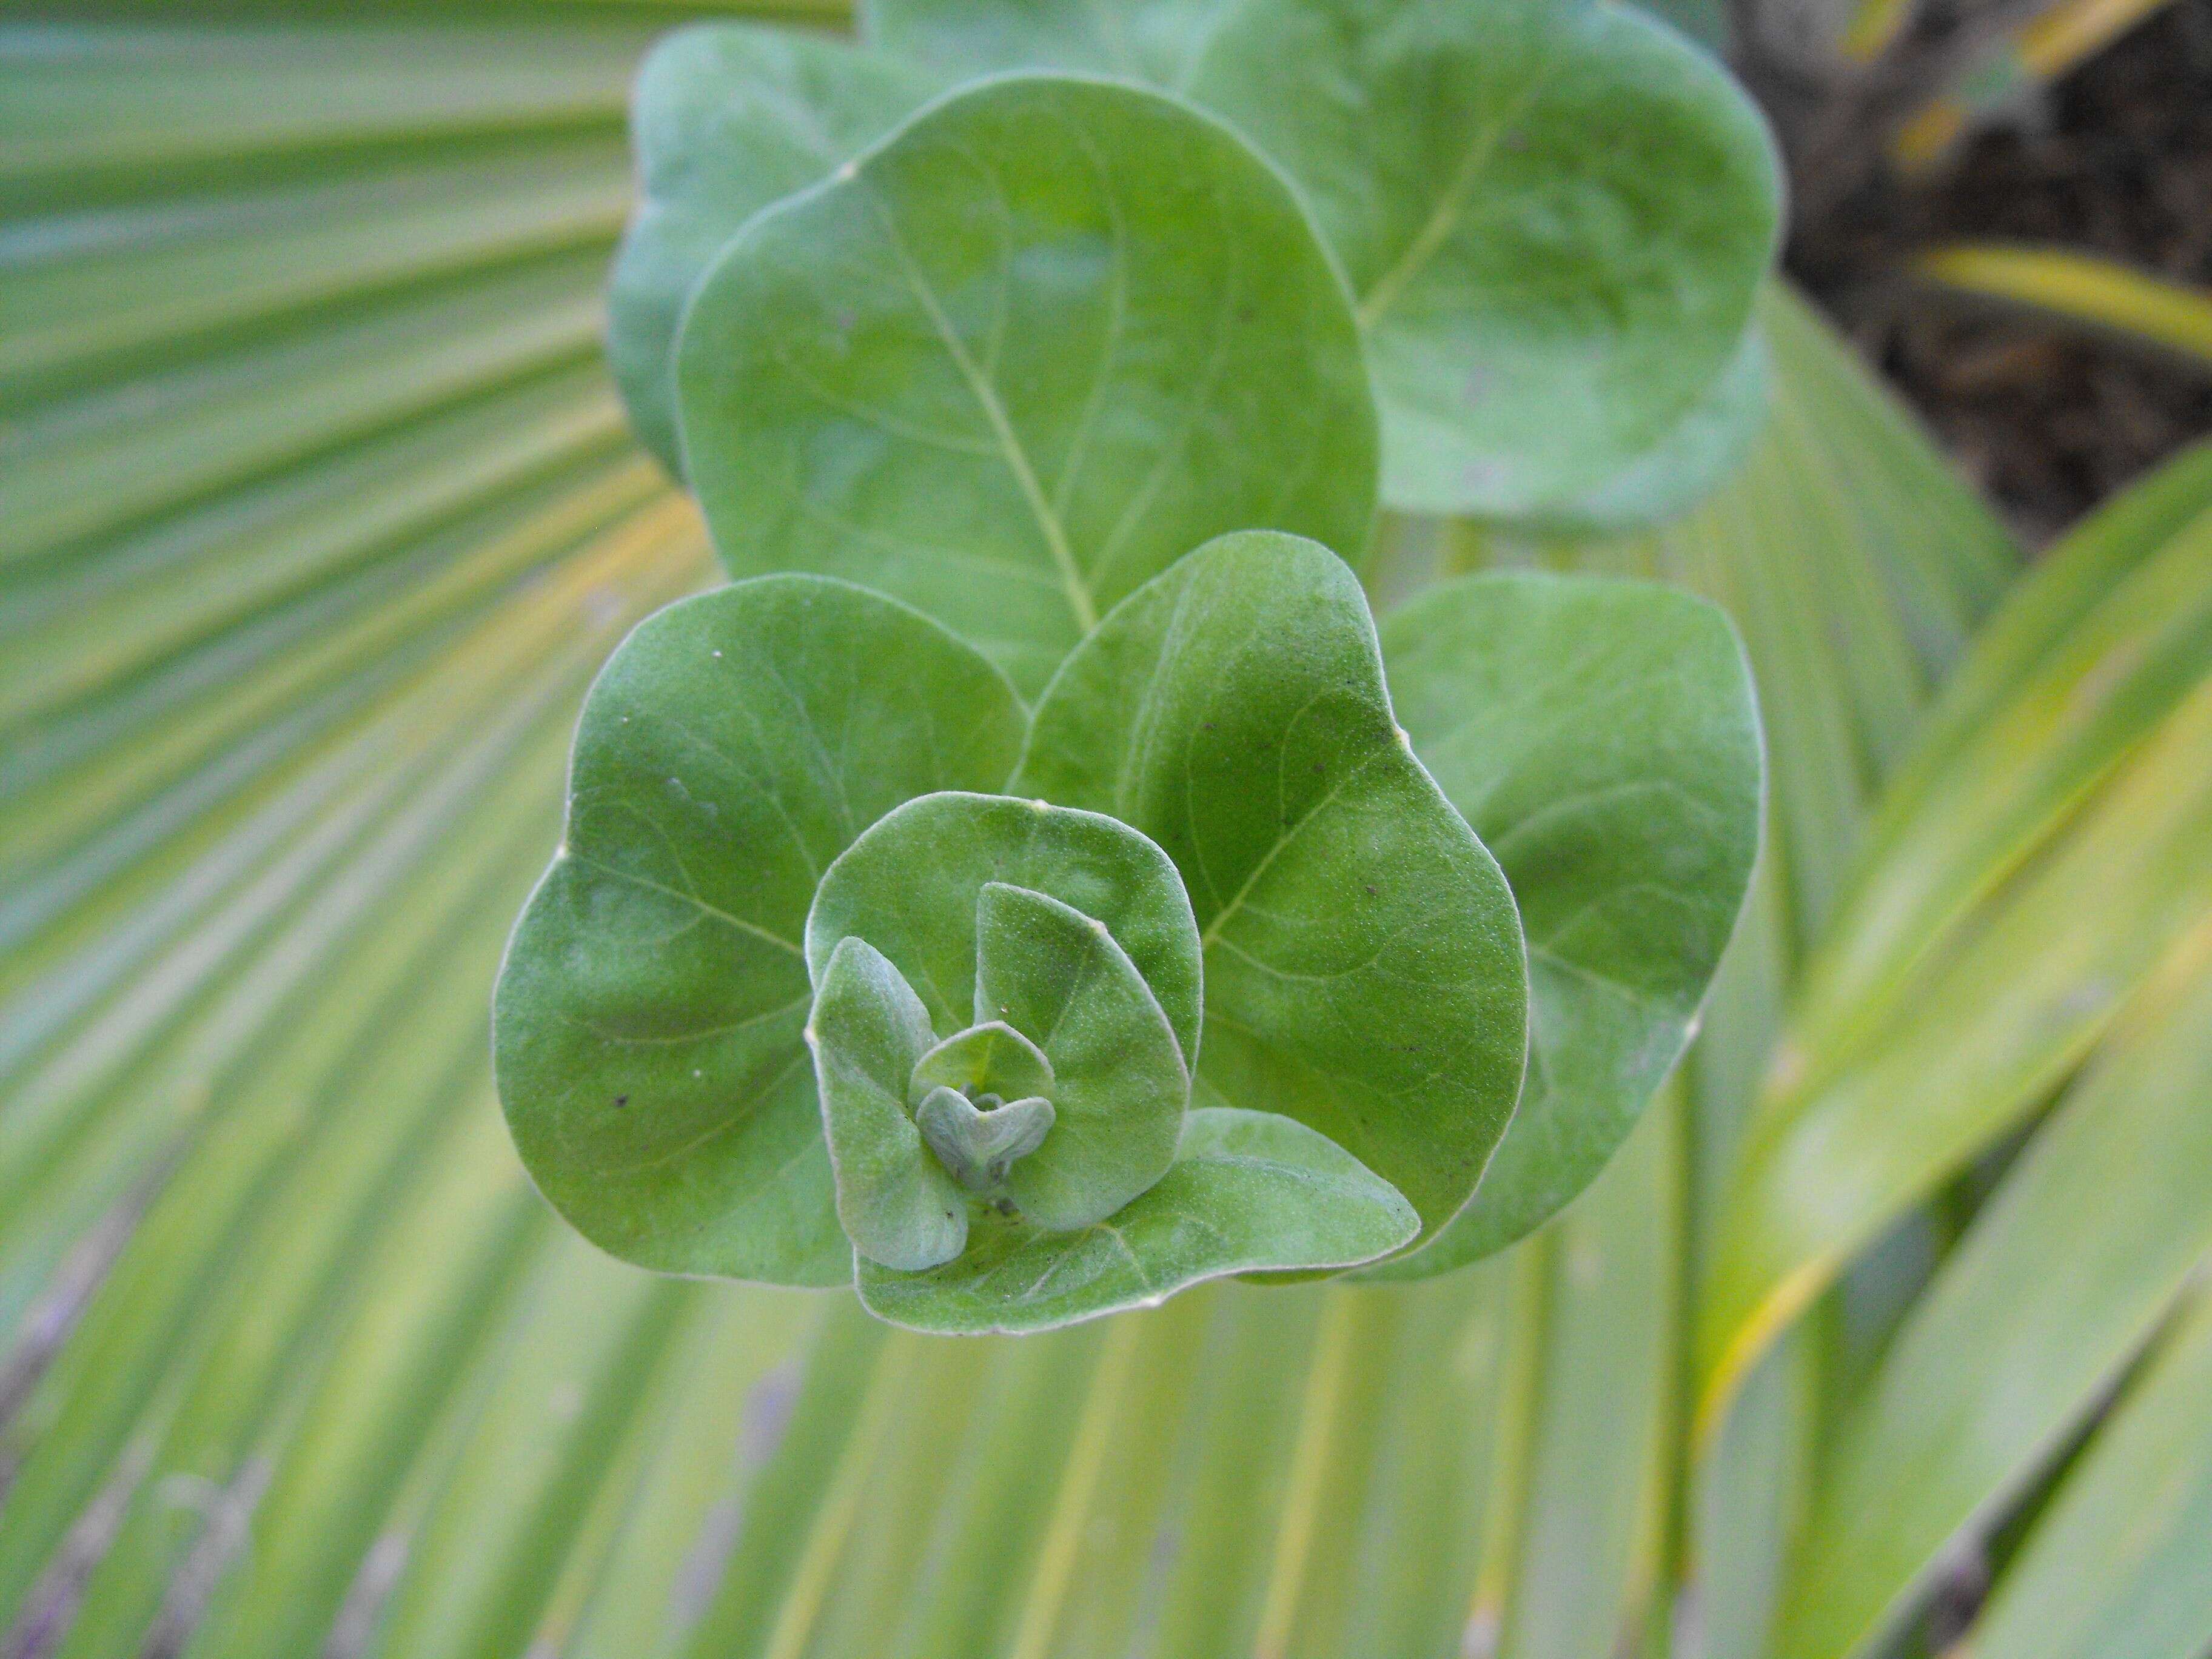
[
  {"x1": 1364, "y1": 884, "x2": 1376, "y2": 896},
  {"x1": 613, "y1": 1095, "x2": 629, "y2": 1108}
]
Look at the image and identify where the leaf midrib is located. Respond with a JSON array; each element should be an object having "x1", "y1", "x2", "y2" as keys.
[
  {"x1": 1197, "y1": 750, "x2": 1379, "y2": 951},
  {"x1": 868, "y1": 185, "x2": 1101, "y2": 636},
  {"x1": 1354, "y1": 62, "x2": 1560, "y2": 332}
]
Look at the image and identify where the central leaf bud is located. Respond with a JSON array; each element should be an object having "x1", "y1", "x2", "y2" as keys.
[
  {"x1": 908, "y1": 1020, "x2": 1057, "y2": 1191},
  {"x1": 802, "y1": 793, "x2": 1201, "y2": 1273},
  {"x1": 915, "y1": 1085, "x2": 1056, "y2": 1192}
]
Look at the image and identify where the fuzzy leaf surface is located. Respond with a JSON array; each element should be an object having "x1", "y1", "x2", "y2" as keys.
[
  {"x1": 910, "y1": 1019, "x2": 1054, "y2": 1104},
  {"x1": 811, "y1": 936, "x2": 965, "y2": 1270},
  {"x1": 974, "y1": 880, "x2": 1188, "y2": 1228},
  {"x1": 804, "y1": 791, "x2": 1203, "y2": 1066},
  {"x1": 493, "y1": 577, "x2": 1024, "y2": 1285},
  {"x1": 914, "y1": 1087, "x2": 1056, "y2": 1193},
  {"x1": 856, "y1": 1107, "x2": 1418, "y2": 1333}
]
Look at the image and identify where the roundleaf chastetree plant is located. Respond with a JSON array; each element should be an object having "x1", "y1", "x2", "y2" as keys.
[{"x1": 495, "y1": 51, "x2": 1774, "y2": 1333}]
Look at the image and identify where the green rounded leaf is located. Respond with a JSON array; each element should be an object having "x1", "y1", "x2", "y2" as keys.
[
  {"x1": 1369, "y1": 572, "x2": 1761, "y2": 1273},
  {"x1": 492, "y1": 576, "x2": 1025, "y2": 1285},
  {"x1": 608, "y1": 24, "x2": 937, "y2": 477},
  {"x1": 1187, "y1": 0, "x2": 1782, "y2": 520},
  {"x1": 1017, "y1": 531, "x2": 1529, "y2": 1253},
  {"x1": 857, "y1": 1108, "x2": 1418, "y2": 1333},
  {"x1": 1529, "y1": 322, "x2": 1770, "y2": 537},
  {"x1": 910, "y1": 1019, "x2": 1054, "y2": 1104},
  {"x1": 674, "y1": 72, "x2": 1378, "y2": 695},
  {"x1": 804, "y1": 791, "x2": 1204, "y2": 1067},
  {"x1": 811, "y1": 936, "x2": 966, "y2": 1270},
  {"x1": 860, "y1": 0, "x2": 1236, "y2": 88},
  {"x1": 976, "y1": 881, "x2": 1189, "y2": 1228}
]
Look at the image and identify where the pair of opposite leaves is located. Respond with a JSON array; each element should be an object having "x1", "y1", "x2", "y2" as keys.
[
  {"x1": 609, "y1": 0, "x2": 1782, "y2": 564},
  {"x1": 494, "y1": 533, "x2": 1761, "y2": 1333}
]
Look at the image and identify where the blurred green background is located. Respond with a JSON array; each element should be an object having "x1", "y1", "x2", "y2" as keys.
[{"x1": 4, "y1": 7, "x2": 2210, "y2": 1658}]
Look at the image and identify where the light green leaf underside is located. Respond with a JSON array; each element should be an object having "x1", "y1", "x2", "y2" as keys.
[
  {"x1": 1019, "y1": 531, "x2": 1528, "y2": 1251},
  {"x1": 805, "y1": 791, "x2": 1204, "y2": 1067},
  {"x1": 856, "y1": 1108, "x2": 1417, "y2": 1333},
  {"x1": 493, "y1": 575, "x2": 1024, "y2": 1285},
  {"x1": 1187, "y1": 0, "x2": 1781, "y2": 518},
  {"x1": 674, "y1": 70, "x2": 1378, "y2": 695},
  {"x1": 1369, "y1": 571, "x2": 1761, "y2": 1272},
  {"x1": 608, "y1": 23, "x2": 940, "y2": 477},
  {"x1": 974, "y1": 880, "x2": 1188, "y2": 1230},
  {"x1": 860, "y1": 0, "x2": 1238, "y2": 89},
  {"x1": 812, "y1": 936, "x2": 965, "y2": 1272}
]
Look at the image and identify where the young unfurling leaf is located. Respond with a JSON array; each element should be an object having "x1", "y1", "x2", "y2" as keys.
[
  {"x1": 914, "y1": 1088, "x2": 1056, "y2": 1194},
  {"x1": 812, "y1": 935, "x2": 968, "y2": 1270},
  {"x1": 973, "y1": 880, "x2": 1187, "y2": 1229},
  {"x1": 799, "y1": 789, "x2": 1425, "y2": 1329},
  {"x1": 857, "y1": 1108, "x2": 1418, "y2": 1334},
  {"x1": 911, "y1": 1021, "x2": 1054, "y2": 1105},
  {"x1": 805, "y1": 797, "x2": 1195, "y2": 1234},
  {"x1": 804, "y1": 792, "x2": 1204, "y2": 1067}
]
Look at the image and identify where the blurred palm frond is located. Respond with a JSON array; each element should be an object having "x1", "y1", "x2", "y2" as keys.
[{"x1": 3, "y1": 12, "x2": 2211, "y2": 1659}]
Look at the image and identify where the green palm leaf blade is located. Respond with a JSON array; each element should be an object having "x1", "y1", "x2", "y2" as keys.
[
  {"x1": 1963, "y1": 1290, "x2": 2212, "y2": 1659},
  {"x1": 1772, "y1": 949, "x2": 2212, "y2": 1659},
  {"x1": 1469, "y1": 1085, "x2": 1686, "y2": 1659},
  {"x1": 0, "y1": 19, "x2": 745, "y2": 1659},
  {"x1": 1569, "y1": 282, "x2": 2017, "y2": 1659},
  {"x1": 350, "y1": 1250, "x2": 694, "y2": 1659},
  {"x1": 1696, "y1": 455, "x2": 2212, "y2": 1439},
  {"x1": 1789, "y1": 447, "x2": 2212, "y2": 1068},
  {"x1": 16, "y1": 824, "x2": 547, "y2": 1657}
]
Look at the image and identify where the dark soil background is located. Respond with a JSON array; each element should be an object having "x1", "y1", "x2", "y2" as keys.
[{"x1": 1785, "y1": 0, "x2": 2212, "y2": 543}]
